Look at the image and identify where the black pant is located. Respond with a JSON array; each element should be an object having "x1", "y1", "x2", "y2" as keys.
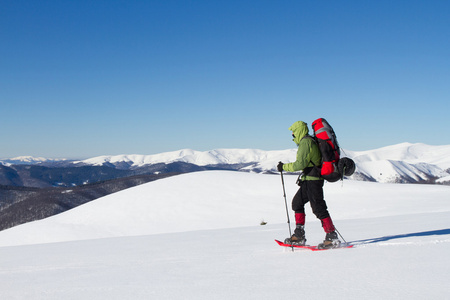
[{"x1": 292, "y1": 180, "x2": 330, "y2": 220}]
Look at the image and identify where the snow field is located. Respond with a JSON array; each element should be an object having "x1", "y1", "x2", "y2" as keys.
[{"x1": 0, "y1": 171, "x2": 449, "y2": 299}]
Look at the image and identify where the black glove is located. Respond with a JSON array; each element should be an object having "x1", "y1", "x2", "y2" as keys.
[{"x1": 277, "y1": 162, "x2": 284, "y2": 172}]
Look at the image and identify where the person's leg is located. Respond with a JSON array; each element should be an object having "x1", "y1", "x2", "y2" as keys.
[
  {"x1": 305, "y1": 180, "x2": 341, "y2": 248},
  {"x1": 306, "y1": 180, "x2": 337, "y2": 232},
  {"x1": 292, "y1": 184, "x2": 307, "y2": 228},
  {"x1": 286, "y1": 184, "x2": 308, "y2": 244}
]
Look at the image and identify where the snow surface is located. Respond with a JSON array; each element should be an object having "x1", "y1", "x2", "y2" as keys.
[{"x1": 0, "y1": 171, "x2": 449, "y2": 299}]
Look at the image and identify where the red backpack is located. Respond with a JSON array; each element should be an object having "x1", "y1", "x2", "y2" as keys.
[{"x1": 311, "y1": 118, "x2": 354, "y2": 182}]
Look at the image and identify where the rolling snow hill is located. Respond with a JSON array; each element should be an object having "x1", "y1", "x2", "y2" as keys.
[
  {"x1": 0, "y1": 171, "x2": 449, "y2": 299},
  {"x1": 0, "y1": 170, "x2": 449, "y2": 246}
]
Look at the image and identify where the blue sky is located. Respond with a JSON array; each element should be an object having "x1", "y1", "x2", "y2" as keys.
[{"x1": 1, "y1": 0, "x2": 449, "y2": 158}]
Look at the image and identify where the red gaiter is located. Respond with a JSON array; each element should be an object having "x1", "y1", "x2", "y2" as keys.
[
  {"x1": 295, "y1": 213, "x2": 305, "y2": 226},
  {"x1": 321, "y1": 217, "x2": 336, "y2": 233}
]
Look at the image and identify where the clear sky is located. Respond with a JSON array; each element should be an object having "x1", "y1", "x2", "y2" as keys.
[{"x1": 1, "y1": 0, "x2": 449, "y2": 158}]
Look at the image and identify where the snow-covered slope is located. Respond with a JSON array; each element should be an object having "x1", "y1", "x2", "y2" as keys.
[
  {"x1": 346, "y1": 143, "x2": 450, "y2": 182},
  {"x1": 0, "y1": 171, "x2": 449, "y2": 299},
  {"x1": 0, "y1": 171, "x2": 449, "y2": 246}
]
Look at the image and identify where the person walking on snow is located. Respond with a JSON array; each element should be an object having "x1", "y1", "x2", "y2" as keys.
[{"x1": 277, "y1": 121, "x2": 341, "y2": 249}]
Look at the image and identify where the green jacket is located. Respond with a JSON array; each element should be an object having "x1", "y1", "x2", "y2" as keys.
[{"x1": 282, "y1": 121, "x2": 323, "y2": 181}]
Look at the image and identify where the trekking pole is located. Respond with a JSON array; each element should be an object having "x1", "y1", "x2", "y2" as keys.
[
  {"x1": 280, "y1": 171, "x2": 294, "y2": 251},
  {"x1": 334, "y1": 227, "x2": 348, "y2": 245}
]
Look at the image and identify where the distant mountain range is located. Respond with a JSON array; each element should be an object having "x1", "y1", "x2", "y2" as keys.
[
  {"x1": 2, "y1": 143, "x2": 450, "y2": 186},
  {"x1": 1, "y1": 143, "x2": 449, "y2": 232}
]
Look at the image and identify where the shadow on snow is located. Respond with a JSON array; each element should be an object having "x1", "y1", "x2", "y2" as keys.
[{"x1": 350, "y1": 228, "x2": 450, "y2": 246}]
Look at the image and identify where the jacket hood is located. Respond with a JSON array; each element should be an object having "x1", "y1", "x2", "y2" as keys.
[{"x1": 289, "y1": 121, "x2": 309, "y2": 145}]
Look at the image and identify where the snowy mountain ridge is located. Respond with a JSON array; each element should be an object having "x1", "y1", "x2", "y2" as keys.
[
  {"x1": 346, "y1": 143, "x2": 450, "y2": 183},
  {"x1": 76, "y1": 142, "x2": 450, "y2": 183},
  {"x1": 0, "y1": 156, "x2": 68, "y2": 166},
  {"x1": 2, "y1": 143, "x2": 450, "y2": 184},
  {"x1": 76, "y1": 148, "x2": 297, "y2": 168}
]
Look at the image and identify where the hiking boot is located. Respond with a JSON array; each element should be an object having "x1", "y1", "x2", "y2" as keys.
[
  {"x1": 318, "y1": 231, "x2": 341, "y2": 249},
  {"x1": 284, "y1": 225, "x2": 306, "y2": 246}
]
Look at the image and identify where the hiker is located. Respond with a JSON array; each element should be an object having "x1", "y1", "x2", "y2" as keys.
[{"x1": 277, "y1": 121, "x2": 341, "y2": 249}]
